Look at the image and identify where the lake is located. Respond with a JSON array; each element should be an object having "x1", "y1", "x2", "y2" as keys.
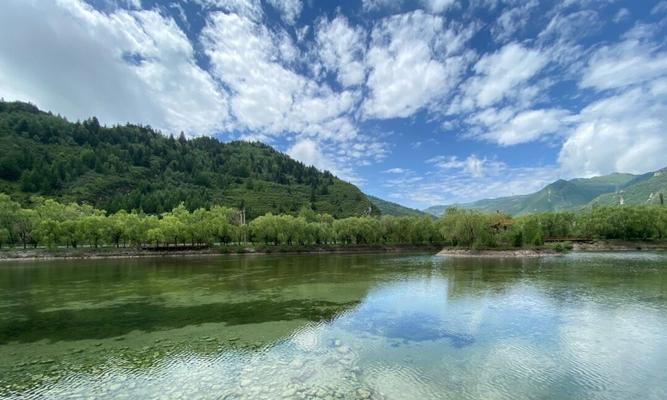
[{"x1": 1, "y1": 252, "x2": 666, "y2": 399}]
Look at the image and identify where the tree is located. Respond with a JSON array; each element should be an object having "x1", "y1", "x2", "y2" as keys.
[
  {"x1": 14, "y1": 208, "x2": 36, "y2": 249},
  {"x1": 0, "y1": 193, "x2": 20, "y2": 245},
  {"x1": 81, "y1": 214, "x2": 107, "y2": 248},
  {"x1": 0, "y1": 228, "x2": 9, "y2": 249}
]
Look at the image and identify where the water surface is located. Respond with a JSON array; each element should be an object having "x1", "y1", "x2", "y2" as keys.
[{"x1": 1, "y1": 252, "x2": 666, "y2": 399}]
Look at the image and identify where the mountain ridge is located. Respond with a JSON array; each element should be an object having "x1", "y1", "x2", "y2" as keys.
[{"x1": 424, "y1": 169, "x2": 667, "y2": 216}]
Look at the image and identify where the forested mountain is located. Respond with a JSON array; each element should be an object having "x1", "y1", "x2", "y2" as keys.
[
  {"x1": 0, "y1": 101, "x2": 378, "y2": 219},
  {"x1": 590, "y1": 169, "x2": 667, "y2": 206},
  {"x1": 367, "y1": 195, "x2": 430, "y2": 217},
  {"x1": 425, "y1": 170, "x2": 666, "y2": 216}
]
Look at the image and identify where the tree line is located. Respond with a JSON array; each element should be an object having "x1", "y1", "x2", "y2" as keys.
[{"x1": 0, "y1": 193, "x2": 665, "y2": 250}]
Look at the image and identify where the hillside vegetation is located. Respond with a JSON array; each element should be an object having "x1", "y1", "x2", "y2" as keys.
[
  {"x1": 590, "y1": 170, "x2": 667, "y2": 206},
  {"x1": 367, "y1": 195, "x2": 429, "y2": 217},
  {"x1": 0, "y1": 101, "x2": 377, "y2": 219},
  {"x1": 425, "y1": 171, "x2": 666, "y2": 216}
]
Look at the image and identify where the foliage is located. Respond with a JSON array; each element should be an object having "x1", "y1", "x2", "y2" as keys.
[
  {"x1": 590, "y1": 169, "x2": 667, "y2": 206},
  {"x1": 0, "y1": 192, "x2": 665, "y2": 251},
  {"x1": 367, "y1": 195, "x2": 429, "y2": 217},
  {"x1": 0, "y1": 101, "x2": 378, "y2": 219}
]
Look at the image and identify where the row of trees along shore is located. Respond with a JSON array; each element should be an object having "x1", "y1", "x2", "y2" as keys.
[{"x1": 0, "y1": 193, "x2": 666, "y2": 250}]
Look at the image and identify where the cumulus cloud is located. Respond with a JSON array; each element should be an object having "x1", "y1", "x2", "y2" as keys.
[
  {"x1": 201, "y1": 12, "x2": 358, "y2": 140},
  {"x1": 469, "y1": 108, "x2": 573, "y2": 146},
  {"x1": 384, "y1": 168, "x2": 408, "y2": 174},
  {"x1": 287, "y1": 138, "x2": 332, "y2": 170},
  {"x1": 0, "y1": 0, "x2": 228, "y2": 136},
  {"x1": 363, "y1": 10, "x2": 471, "y2": 119},
  {"x1": 580, "y1": 25, "x2": 667, "y2": 91},
  {"x1": 195, "y1": 0, "x2": 264, "y2": 21},
  {"x1": 266, "y1": 0, "x2": 302, "y2": 25},
  {"x1": 491, "y1": 1, "x2": 538, "y2": 43},
  {"x1": 555, "y1": 22, "x2": 667, "y2": 177},
  {"x1": 460, "y1": 43, "x2": 547, "y2": 109},
  {"x1": 428, "y1": 154, "x2": 505, "y2": 178},
  {"x1": 362, "y1": 0, "x2": 455, "y2": 13},
  {"x1": 559, "y1": 83, "x2": 667, "y2": 177},
  {"x1": 287, "y1": 138, "x2": 374, "y2": 184},
  {"x1": 422, "y1": 0, "x2": 456, "y2": 13},
  {"x1": 316, "y1": 15, "x2": 367, "y2": 87}
]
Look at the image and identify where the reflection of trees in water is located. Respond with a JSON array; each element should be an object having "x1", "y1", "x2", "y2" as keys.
[{"x1": 434, "y1": 255, "x2": 667, "y2": 306}]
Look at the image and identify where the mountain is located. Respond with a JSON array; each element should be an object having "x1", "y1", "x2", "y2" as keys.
[
  {"x1": 424, "y1": 170, "x2": 665, "y2": 216},
  {"x1": 367, "y1": 195, "x2": 429, "y2": 217},
  {"x1": 0, "y1": 101, "x2": 378, "y2": 219},
  {"x1": 589, "y1": 169, "x2": 667, "y2": 206}
]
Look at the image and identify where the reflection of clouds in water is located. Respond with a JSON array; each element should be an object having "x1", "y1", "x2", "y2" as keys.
[
  {"x1": 19, "y1": 265, "x2": 667, "y2": 400},
  {"x1": 337, "y1": 277, "x2": 479, "y2": 346}
]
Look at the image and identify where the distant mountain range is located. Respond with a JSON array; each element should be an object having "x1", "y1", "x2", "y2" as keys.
[{"x1": 424, "y1": 168, "x2": 667, "y2": 216}]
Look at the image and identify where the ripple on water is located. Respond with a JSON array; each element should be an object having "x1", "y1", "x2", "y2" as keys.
[{"x1": 2, "y1": 253, "x2": 667, "y2": 399}]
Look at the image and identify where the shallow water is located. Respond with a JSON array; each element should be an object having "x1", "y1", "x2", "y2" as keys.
[{"x1": 1, "y1": 252, "x2": 666, "y2": 399}]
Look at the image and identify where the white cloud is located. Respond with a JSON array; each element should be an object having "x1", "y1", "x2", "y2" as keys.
[
  {"x1": 266, "y1": 0, "x2": 302, "y2": 25},
  {"x1": 460, "y1": 43, "x2": 547, "y2": 109},
  {"x1": 469, "y1": 108, "x2": 573, "y2": 146},
  {"x1": 363, "y1": 10, "x2": 470, "y2": 119},
  {"x1": 652, "y1": 1, "x2": 667, "y2": 15},
  {"x1": 287, "y1": 138, "x2": 369, "y2": 184},
  {"x1": 491, "y1": 1, "x2": 538, "y2": 43},
  {"x1": 539, "y1": 10, "x2": 601, "y2": 44},
  {"x1": 559, "y1": 83, "x2": 667, "y2": 177},
  {"x1": 0, "y1": 0, "x2": 229, "y2": 136},
  {"x1": 201, "y1": 12, "x2": 358, "y2": 139},
  {"x1": 287, "y1": 138, "x2": 333, "y2": 171},
  {"x1": 384, "y1": 160, "x2": 561, "y2": 208},
  {"x1": 613, "y1": 8, "x2": 630, "y2": 23},
  {"x1": 428, "y1": 154, "x2": 505, "y2": 178},
  {"x1": 422, "y1": 0, "x2": 456, "y2": 13},
  {"x1": 362, "y1": 0, "x2": 455, "y2": 13},
  {"x1": 316, "y1": 15, "x2": 367, "y2": 87},
  {"x1": 384, "y1": 168, "x2": 407, "y2": 174},
  {"x1": 580, "y1": 26, "x2": 667, "y2": 91},
  {"x1": 361, "y1": 0, "x2": 398, "y2": 12},
  {"x1": 195, "y1": 0, "x2": 263, "y2": 20},
  {"x1": 557, "y1": 22, "x2": 667, "y2": 177}
]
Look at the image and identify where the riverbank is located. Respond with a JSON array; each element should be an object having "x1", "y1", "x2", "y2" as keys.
[
  {"x1": 436, "y1": 248, "x2": 561, "y2": 257},
  {"x1": 0, "y1": 244, "x2": 442, "y2": 262},
  {"x1": 2, "y1": 240, "x2": 666, "y2": 261},
  {"x1": 436, "y1": 240, "x2": 667, "y2": 257}
]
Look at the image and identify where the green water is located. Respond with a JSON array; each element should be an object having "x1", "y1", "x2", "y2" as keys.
[{"x1": 1, "y1": 252, "x2": 666, "y2": 399}]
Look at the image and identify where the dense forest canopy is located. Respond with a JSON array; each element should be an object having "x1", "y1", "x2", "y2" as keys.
[{"x1": 0, "y1": 101, "x2": 378, "y2": 219}]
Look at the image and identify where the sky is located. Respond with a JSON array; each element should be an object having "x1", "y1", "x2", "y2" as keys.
[{"x1": 1, "y1": 0, "x2": 666, "y2": 209}]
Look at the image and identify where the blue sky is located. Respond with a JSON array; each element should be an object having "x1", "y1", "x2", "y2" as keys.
[{"x1": 1, "y1": 0, "x2": 666, "y2": 209}]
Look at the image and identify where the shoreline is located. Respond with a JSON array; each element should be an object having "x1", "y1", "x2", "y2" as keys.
[
  {"x1": 436, "y1": 240, "x2": 667, "y2": 257},
  {"x1": 0, "y1": 244, "x2": 442, "y2": 262},
  {"x1": 1, "y1": 240, "x2": 666, "y2": 262},
  {"x1": 435, "y1": 248, "x2": 561, "y2": 258}
]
